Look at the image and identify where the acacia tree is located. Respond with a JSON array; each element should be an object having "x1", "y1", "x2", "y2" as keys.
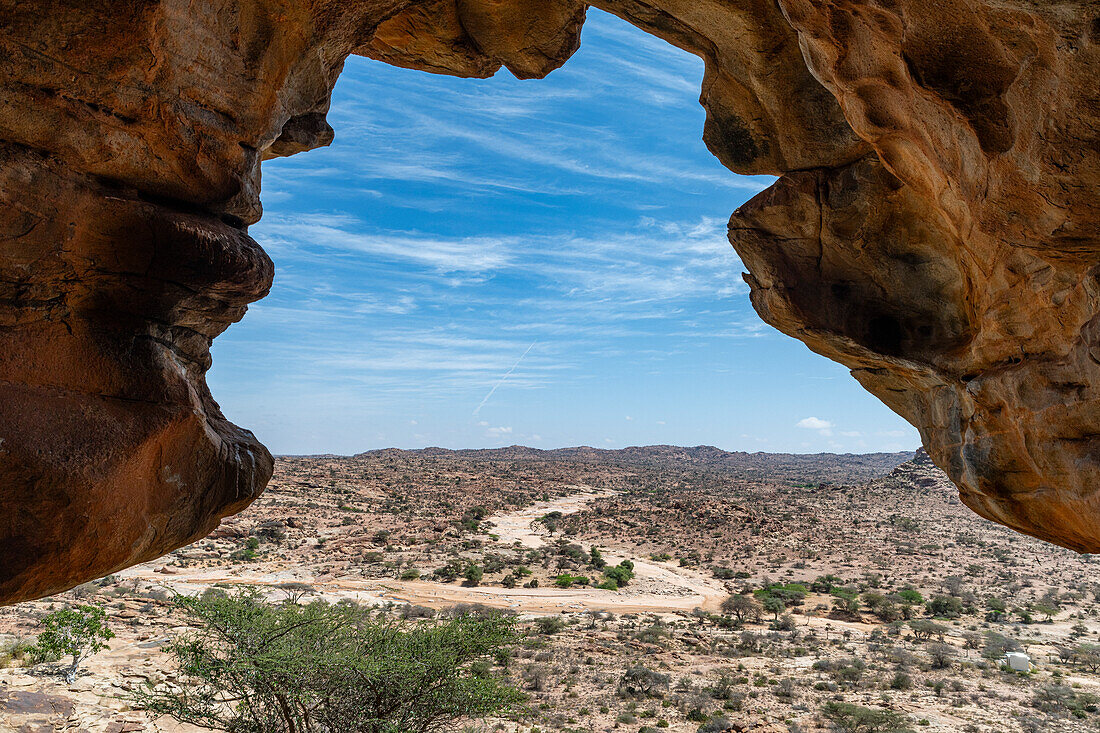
[
  {"x1": 720, "y1": 594, "x2": 762, "y2": 623},
  {"x1": 137, "y1": 589, "x2": 523, "y2": 732},
  {"x1": 928, "y1": 643, "x2": 957, "y2": 670},
  {"x1": 909, "y1": 619, "x2": 948, "y2": 642},
  {"x1": 762, "y1": 596, "x2": 786, "y2": 621},
  {"x1": 33, "y1": 604, "x2": 115, "y2": 683}
]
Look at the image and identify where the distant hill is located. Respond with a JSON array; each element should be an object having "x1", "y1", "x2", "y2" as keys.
[{"x1": 355, "y1": 444, "x2": 916, "y2": 485}]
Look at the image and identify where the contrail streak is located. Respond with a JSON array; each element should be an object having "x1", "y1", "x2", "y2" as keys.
[{"x1": 473, "y1": 341, "x2": 537, "y2": 416}]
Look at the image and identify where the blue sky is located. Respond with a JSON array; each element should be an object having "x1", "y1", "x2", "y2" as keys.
[{"x1": 208, "y1": 9, "x2": 920, "y2": 456}]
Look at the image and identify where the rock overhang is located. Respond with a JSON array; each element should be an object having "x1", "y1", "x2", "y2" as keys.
[{"x1": 1, "y1": 0, "x2": 1098, "y2": 604}]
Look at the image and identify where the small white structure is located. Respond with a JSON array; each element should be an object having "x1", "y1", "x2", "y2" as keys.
[{"x1": 1005, "y1": 652, "x2": 1031, "y2": 672}]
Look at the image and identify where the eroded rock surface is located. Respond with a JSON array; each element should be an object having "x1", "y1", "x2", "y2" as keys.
[{"x1": 0, "y1": 0, "x2": 1098, "y2": 603}]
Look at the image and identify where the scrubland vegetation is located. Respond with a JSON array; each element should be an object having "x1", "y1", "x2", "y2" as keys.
[{"x1": 2, "y1": 447, "x2": 1099, "y2": 731}]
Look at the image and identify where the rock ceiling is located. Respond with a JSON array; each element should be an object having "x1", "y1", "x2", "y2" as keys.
[{"x1": 1, "y1": 0, "x2": 1098, "y2": 603}]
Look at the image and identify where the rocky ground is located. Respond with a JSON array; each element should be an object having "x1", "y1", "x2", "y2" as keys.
[{"x1": 3, "y1": 446, "x2": 1100, "y2": 732}]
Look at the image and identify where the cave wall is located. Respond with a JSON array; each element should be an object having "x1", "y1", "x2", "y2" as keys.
[{"x1": 1, "y1": 0, "x2": 1098, "y2": 604}]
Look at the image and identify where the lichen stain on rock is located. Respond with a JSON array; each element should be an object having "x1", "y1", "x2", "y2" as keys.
[{"x1": 1, "y1": 0, "x2": 1098, "y2": 604}]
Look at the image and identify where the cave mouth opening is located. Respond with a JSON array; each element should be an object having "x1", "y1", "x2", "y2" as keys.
[
  {"x1": 209, "y1": 8, "x2": 917, "y2": 459},
  {"x1": 7, "y1": 0, "x2": 1100, "y2": 607}
]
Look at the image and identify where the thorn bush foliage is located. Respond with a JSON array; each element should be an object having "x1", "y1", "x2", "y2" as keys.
[{"x1": 136, "y1": 589, "x2": 523, "y2": 733}]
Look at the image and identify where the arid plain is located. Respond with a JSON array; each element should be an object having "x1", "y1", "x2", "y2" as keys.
[{"x1": 3, "y1": 447, "x2": 1099, "y2": 732}]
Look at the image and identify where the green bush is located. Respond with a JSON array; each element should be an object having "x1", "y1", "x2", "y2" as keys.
[
  {"x1": 897, "y1": 588, "x2": 924, "y2": 605},
  {"x1": 464, "y1": 565, "x2": 484, "y2": 586},
  {"x1": 890, "y1": 672, "x2": 913, "y2": 690},
  {"x1": 32, "y1": 605, "x2": 114, "y2": 682},
  {"x1": 604, "y1": 560, "x2": 636, "y2": 587},
  {"x1": 0, "y1": 636, "x2": 34, "y2": 668},
  {"x1": 554, "y1": 573, "x2": 589, "y2": 588},
  {"x1": 821, "y1": 701, "x2": 912, "y2": 732},
  {"x1": 619, "y1": 665, "x2": 670, "y2": 698},
  {"x1": 926, "y1": 595, "x2": 963, "y2": 618},
  {"x1": 135, "y1": 589, "x2": 522, "y2": 733},
  {"x1": 534, "y1": 616, "x2": 566, "y2": 635}
]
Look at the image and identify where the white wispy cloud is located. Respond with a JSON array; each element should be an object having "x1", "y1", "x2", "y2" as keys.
[{"x1": 261, "y1": 215, "x2": 515, "y2": 273}]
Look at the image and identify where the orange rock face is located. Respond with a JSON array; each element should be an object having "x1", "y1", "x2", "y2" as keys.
[{"x1": 0, "y1": 0, "x2": 1097, "y2": 603}]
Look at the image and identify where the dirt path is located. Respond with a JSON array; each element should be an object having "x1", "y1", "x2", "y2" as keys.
[{"x1": 120, "y1": 488, "x2": 730, "y2": 615}]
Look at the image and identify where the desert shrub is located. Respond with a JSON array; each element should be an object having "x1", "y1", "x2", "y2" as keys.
[
  {"x1": 738, "y1": 630, "x2": 762, "y2": 653},
  {"x1": 686, "y1": 707, "x2": 709, "y2": 722},
  {"x1": 708, "y1": 671, "x2": 738, "y2": 700},
  {"x1": 897, "y1": 588, "x2": 923, "y2": 605},
  {"x1": 928, "y1": 643, "x2": 957, "y2": 669},
  {"x1": 400, "y1": 568, "x2": 421, "y2": 581},
  {"x1": 69, "y1": 582, "x2": 99, "y2": 600},
  {"x1": 697, "y1": 716, "x2": 734, "y2": 733},
  {"x1": 812, "y1": 658, "x2": 866, "y2": 689},
  {"x1": 1031, "y1": 684, "x2": 1099, "y2": 717},
  {"x1": 821, "y1": 701, "x2": 911, "y2": 732},
  {"x1": 770, "y1": 613, "x2": 796, "y2": 631},
  {"x1": 985, "y1": 596, "x2": 1008, "y2": 621},
  {"x1": 604, "y1": 560, "x2": 635, "y2": 587},
  {"x1": 399, "y1": 604, "x2": 435, "y2": 620},
  {"x1": 456, "y1": 514, "x2": 480, "y2": 533},
  {"x1": 874, "y1": 603, "x2": 901, "y2": 622},
  {"x1": 464, "y1": 565, "x2": 484, "y2": 586},
  {"x1": 539, "y1": 511, "x2": 564, "y2": 532},
  {"x1": 522, "y1": 663, "x2": 549, "y2": 691},
  {"x1": 557, "y1": 542, "x2": 588, "y2": 564},
  {"x1": 554, "y1": 573, "x2": 589, "y2": 588},
  {"x1": 135, "y1": 589, "x2": 522, "y2": 733},
  {"x1": 926, "y1": 595, "x2": 963, "y2": 618},
  {"x1": 619, "y1": 665, "x2": 670, "y2": 698},
  {"x1": 633, "y1": 622, "x2": 670, "y2": 645},
  {"x1": 723, "y1": 691, "x2": 746, "y2": 712},
  {"x1": 0, "y1": 636, "x2": 34, "y2": 668},
  {"x1": 534, "y1": 616, "x2": 566, "y2": 635},
  {"x1": 890, "y1": 672, "x2": 913, "y2": 690},
  {"x1": 230, "y1": 537, "x2": 258, "y2": 562},
  {"x1": 433, "y1": 560, "x2": 463, "y2": 582},
  {"x1": 863, "y1": 592, "x2": 888, "y2": 611},
  {"x1": 440, "y1": 603, "x2": 506, "y2": 619},
  {"x1": 811, "y1": 575, "x2": 844, "y2": 593}
]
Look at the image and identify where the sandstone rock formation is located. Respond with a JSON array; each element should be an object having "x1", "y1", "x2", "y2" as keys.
[{"x1": 1, "y1": 0, "x2": 1097, "y2": 603}]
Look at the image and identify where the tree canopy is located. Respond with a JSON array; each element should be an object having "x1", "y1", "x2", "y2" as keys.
[{"x1": 137, "y1": 589, "x2": 523, "y2": 733}]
